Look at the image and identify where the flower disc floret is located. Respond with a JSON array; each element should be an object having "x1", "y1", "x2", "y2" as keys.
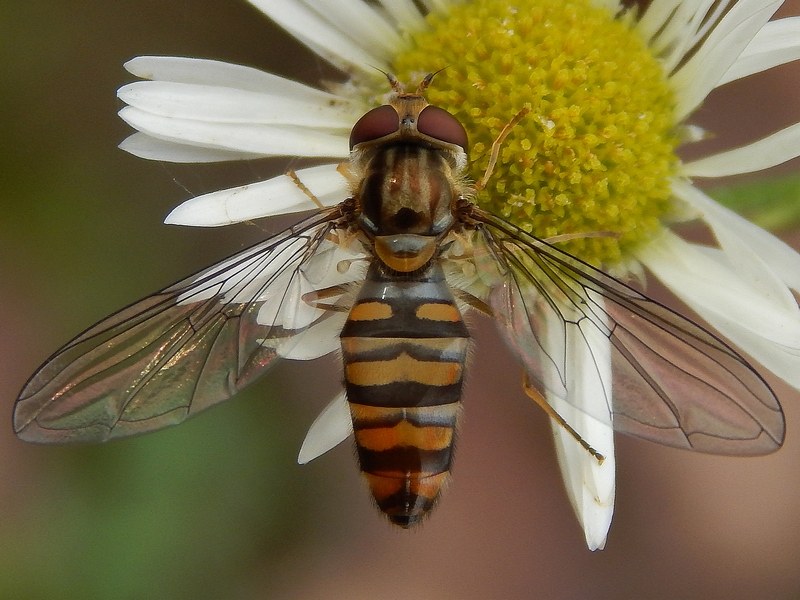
[{"x1": 387, "y1": 0, "x2": 679, "y2": 266}]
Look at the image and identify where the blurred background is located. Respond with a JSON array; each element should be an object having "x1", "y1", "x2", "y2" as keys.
[{"x1": 2, "y1": 2, "x2": 799, "y2": 599}]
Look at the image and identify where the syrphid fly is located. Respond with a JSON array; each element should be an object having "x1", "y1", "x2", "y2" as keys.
[{"x1": 14, "y1": 74, "x2": 784, "y2": 527}]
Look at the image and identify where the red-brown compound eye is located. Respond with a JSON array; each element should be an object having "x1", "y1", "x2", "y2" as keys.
[
  {"x1": 349, "y1": 105, "x2": 399, "y2": 149},
  {"x1": 417, "y1": 105, "x2": 468, "y2": 150}
]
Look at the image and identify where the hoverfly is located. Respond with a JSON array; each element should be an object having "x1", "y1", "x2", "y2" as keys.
[{"x1": 14, "y1": 74, "x2": 784, "y2": 527}]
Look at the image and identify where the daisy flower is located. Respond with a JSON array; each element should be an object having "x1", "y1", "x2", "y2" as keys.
[{"x1": 117, "y1": 0, "x2": 800, "y2": 549}]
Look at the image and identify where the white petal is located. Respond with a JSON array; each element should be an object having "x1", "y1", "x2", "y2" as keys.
[
  {"x1": 682, "y1": 1, "x2": 733, "y2": 50},
  {"x1": 490, "y1": 269, "x2": 618, "y2": 427},
  {"x1": 545, "y1": 298, "x2": 616, "y2": 551},
  {"x1": 719, "y1": 17, "x2": 800, "y2": 85},
  {"x1": 119, "y1": 81, "x2": 358, "y2": 129},
  {"x1": 375, "y1": 0, "x2": 426, "y2": 31},
  {"x1": 298, "y1": 391, "x2": 352, "y2": 464},
  {"x1": 638, "y1": 232, "x2": 800, "y2": 388},
  {"x1": 552, "y1": 420, "x2": 616, "y2": 551},
  {"x1": 682, "y1": 122, "x2": 800, "y2": 178},
  {"x1": 302, "y1": 0, "x2": 405, "y2": 56},
  {"x1": 300, "y1": 236, "x2": 368, "y2": 287},
  {"x1": 640, "y1": 1, "x2": 723, "y2": 69},
  {"x1": 119, "y1": 132, "x2": 266, "y2": 163},
  {"x1": 636, "y1": 0, "x2": 683, "y2": 47},
  {"x1": 275, "y1": 312, "x2": 347, "y2": 360},
  {"x1": 256, "y1": 271, "x2": 323, "y2": 331},
  {"x1": 248, "y1": 0, "x2": 390, "y2": 74},
  {"x1": 125, "y1": 56, "x2": 347, "y2": 103},
  {"x1": 119, "y1": 106, "x2": 349, "y2": 159},
  {"x1": 257, "y1": 236, "x2": 367, "y2": 332},
  {"x1": 671, "y1": 0, "x2": 782, "y2": 120},
  {"x1": 672, "y1": 179, "x2": 800, "y2": 296},
  {"x1": 165, "y1": 164, "x2": 348, "y2": 226}
]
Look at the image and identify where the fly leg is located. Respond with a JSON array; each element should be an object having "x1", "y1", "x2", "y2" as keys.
[
  {"x1": 301, "y1": 285, "x2": 352, "y2": 313},
  {"x1": 287, "y1": 169, "x2": 326, "y2": 210},
  {"x1": 452, "y1": 289, "x2": 493, "y2": 316},
  {"x1": 475, "y1": 107, "x2": 531, "y2": 192},
  {"x1": 522, "y1": 374, "x2": 606, "y2": 464}
]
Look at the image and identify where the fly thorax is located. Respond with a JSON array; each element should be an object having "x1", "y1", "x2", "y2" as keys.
[
  {"x1": 357, "y1": 144, "x2": 456, "y2": 263},
  {"x1": 356, "y1": 145, "x2": 457, "y2": 273}
]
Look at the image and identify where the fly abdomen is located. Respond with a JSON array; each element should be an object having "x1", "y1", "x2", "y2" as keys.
[
  {"x1": 340, "y1": 261, "x2": 469, "y2": 527},
  {"x1": 350, "y1": 403, "x2": 459, "y2": 528}
]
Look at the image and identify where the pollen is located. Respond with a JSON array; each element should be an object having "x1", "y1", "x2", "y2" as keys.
[{"x1": 385, "y1": 0, "x2": 679, "y2": 266}]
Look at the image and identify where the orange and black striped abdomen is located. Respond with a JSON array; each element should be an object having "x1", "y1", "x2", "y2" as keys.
[{"x1": 340, "y1": 261, "x2": 469, "y2": 527}]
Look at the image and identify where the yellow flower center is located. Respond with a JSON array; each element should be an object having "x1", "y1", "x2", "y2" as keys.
[{"x1": 384, "y1": 0, "x2": 679, "y2": 266}]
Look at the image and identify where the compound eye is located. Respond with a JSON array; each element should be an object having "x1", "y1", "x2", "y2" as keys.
[
  {"x1": 349, "y1": 105, "x2": 399, "y2": 149},
  {"x1": 417, "y1": 105, "x2": 468, "y2": 150}
]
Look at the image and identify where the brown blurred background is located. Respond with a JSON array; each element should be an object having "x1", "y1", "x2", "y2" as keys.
[{"x1": 2, "y1": 2, "x2": 799, "y2": 599}]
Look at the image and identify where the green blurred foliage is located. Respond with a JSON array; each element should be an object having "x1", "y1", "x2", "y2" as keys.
[
  {"x1": 2, "y1": 392, "x2": 306, "y2": 600},
  {"x1": 710, "y1": 173, "x2": 800, "y2": 232}
]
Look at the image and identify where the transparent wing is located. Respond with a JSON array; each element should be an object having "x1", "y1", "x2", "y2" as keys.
[
  {"x1": 462, "y1": 208, "x2": 785, "y2": 455},
  {"x1": 15, "y1": 207, "x2": 364, "y2": 443}
]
